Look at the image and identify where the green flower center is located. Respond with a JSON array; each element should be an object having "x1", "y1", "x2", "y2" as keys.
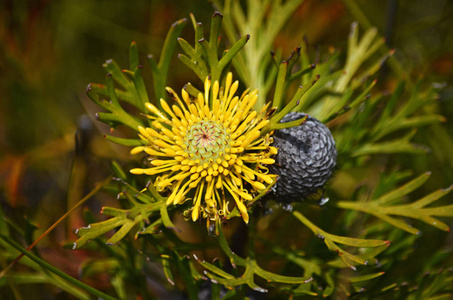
[{"x1": 185, "y1": 120, "x2": 231, "y2": 163}]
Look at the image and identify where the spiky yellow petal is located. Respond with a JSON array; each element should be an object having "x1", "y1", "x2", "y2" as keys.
[{"x1": 130, "y1": 73, "x2": 277, "y2": 228}]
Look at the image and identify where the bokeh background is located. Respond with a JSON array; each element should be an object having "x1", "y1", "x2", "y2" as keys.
[{"x1": 1, "y1": 0, "x2": 453, "y2": 298}]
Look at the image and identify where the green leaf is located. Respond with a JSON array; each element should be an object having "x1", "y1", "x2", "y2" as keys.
[
  {"x1": 88, "y1": 83, "x2": 136, "y2": 105},
  {"x1": 218, "y1": 33, "x2": 250, "y2": 71},
  {"x1": 352, "y1": 130, "x2": 428, "y2": 156},
  {"x1": 320, "y1": 24, "x2": 386, "y2": 118},
  {"x1": 194, "y1": 255, "x2": 236, "y2": 280},
  {"x1": 213, "y1": 0, "x2": 305, "y2": 107},
  {"x1": 129, "y1": 41, "x2": 139, "y2": 70},
  {"x1": 110, "y1": 161, "x2": 127, "y2": 181},
  {"x1": 150, "y1": 18, "x2": 187, "y2": 104},
  {"x1": 161, "y1": 254, "x2": 175, "y2": 286},
  {"x1": 177, "y1": 53, "x2": 208, "y2": 80},
  {"x1": 271, "y1": 61, "x2": 288, "y2": 110},
  {"x1": 74, "y1": 202, "x2": 164, "y2": 248},
  {"x1": 324, "y1": 78, "x2": 377, "y2": 123},
  {"x1": 289, "y1": 63, "x2": 317, "y2": 83},
  {"x1": 337, "y1": 173, "x2": 453, "y2": 234},
  {"x1": 323, "y1": 271, "x2": 336, "y2": 297},
  {"x1": 382, "y1": 80, "x2": 405, "y2": 122},
  {"x1": 103, "y1": 59, "x2": 130, "y2": 89},
  {"x1": 328, "y1": 244, "x2": 389, "y2": 269},
  {"x1": 104, "y1": 135, "x2": 144, "y2": 146},
  {"x1": 132, "y1": 65, "x2": 149, "y2": 105},
  {"x1": 209, "y1": 11, "x2": 223, "y2": 51},
  {"x1": 183, "y1": 82, "x2": 202, "y2": 98},
  {"x1": 89, "y1": 73, "x2": 145, "y2": 130},
  {"x1": 376, "y1": 115, "x2": 445, "y2": 140},
  {"x1": 324, "y1": 238, "x2": 367, "y2": 269},
  {"x1": 348, "y1": 272, "x2": 385, "y2": 283},
  {"x1": 270, "y1": 115, "x2": 307, "y2": 131},
  {"x1": 113, "y1": 178, "x2": 156, "y2": 204},
  {"x1": 369, "y1": 79, "x2": 442, "y2": 144},
  {"x1": 411, "y1": 186, "x2": 453, "y2": 209},
  {"x1": 327, "y1": 233, "x2": 389, "y2": 248},
  {"x1": 265, "y1": 74, "x2": 320, "y2": 134},
  {"x1": 178, "y1": 12, "x2": 247, "y2": 87},
  {"x1": 293, "y1": 211, "x2": 389, "y2": 269},
  {"x1": 160, "y1": 204, "x2": 179, "y2": 231},
  {"x1": 197, "y1": 222, "x2": 311, "y2": 293},
  {"x1": 91, "y1": 23, "x2": 189, "y2": 130},
  {"x1": 271, "y1": 245, "x2": 321, "y2": 296},
  {"x1": 374, "y1": 172, "x2": 431, "y2": 206}
]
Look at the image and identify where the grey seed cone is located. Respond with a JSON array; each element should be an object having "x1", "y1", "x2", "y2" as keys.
[{"x1": 269, "y1": 112, "x2": 337, "y2": 203}]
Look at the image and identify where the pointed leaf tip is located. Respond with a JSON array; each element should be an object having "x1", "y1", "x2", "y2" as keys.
[
  {"x1": 171, "y1": 18, "x2": 187, "y2": 27},
  {"x1": 442, "y1": 185, "x2": 453, "y2": 191}
]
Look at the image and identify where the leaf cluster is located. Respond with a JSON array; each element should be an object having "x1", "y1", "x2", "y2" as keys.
[{"x1": 1, "y1": 2, "x2": 452, "y2": 299}]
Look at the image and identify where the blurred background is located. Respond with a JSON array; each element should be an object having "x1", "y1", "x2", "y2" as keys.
[{"x1": 1, "y1": 0, "x2": 452, "y2": 297}]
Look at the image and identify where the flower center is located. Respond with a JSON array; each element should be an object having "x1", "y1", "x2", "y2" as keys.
[{"x1": 185, "y1": 120, "x2": 231, "y2": 164}]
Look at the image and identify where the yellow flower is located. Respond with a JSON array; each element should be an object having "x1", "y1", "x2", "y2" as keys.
[{"x1": 130, "y1": 73, "x2": 277, "y2": 227}]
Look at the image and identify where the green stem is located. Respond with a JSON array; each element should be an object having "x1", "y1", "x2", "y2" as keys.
[
  {"x1": 0, "y1": 234, "x2": 116, "y2": 300},
  {"x1": 270, "y1": 115, "x2": 307, "y2": 131},
  {"x1": 292, "y1": 211, "x2": 326, "y2": 237}
]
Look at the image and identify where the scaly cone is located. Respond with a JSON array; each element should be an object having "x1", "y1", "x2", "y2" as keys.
[{"x1": 269, "y1": 112, "x2": 337, "y2": 203}]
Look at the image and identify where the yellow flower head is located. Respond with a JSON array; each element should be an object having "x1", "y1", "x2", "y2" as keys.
[{"x1": 130, "y1": 73, "x2": 277, "y2": 227}]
